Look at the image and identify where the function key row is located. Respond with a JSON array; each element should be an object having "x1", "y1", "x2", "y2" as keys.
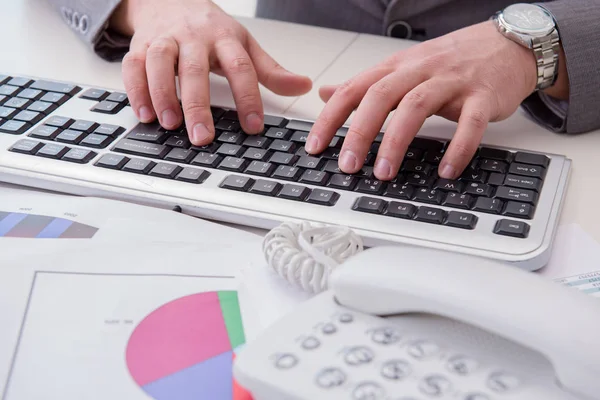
[{"x1": 9, "y1": 139, "x2": 97, "y2": 164}]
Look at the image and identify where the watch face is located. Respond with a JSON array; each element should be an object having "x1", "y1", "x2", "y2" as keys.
[{"x1": 502, "y1": 3, "x2": 555, "y2": 35}]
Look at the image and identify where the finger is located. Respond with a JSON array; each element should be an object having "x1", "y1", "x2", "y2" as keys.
[
  {"x1": 375, "y1": 78, "x2": 460, "y2": 180},
  {"x1": 318, "y1": 85, "x2": 338, "y2": 103},
  {"x1": 338, "y1": 69, "x2": 428, "y2": 175},
  {"x1": 122, "y1": 41, "x2": 155, "y2": 123},
  {"x1": 439, "y1": 96, "x2": 490, "y2": 179},
  {"x1": 246, "y1": 35, "x2": 313, "y2": 96},
  {"x1": 145, "y1": 37, "x2": 183, "y2": 130},
  {"x1": 305, "y1": 66, "x2": 393, "y2": 155},
  {"x1": 178, "y1": 43, "x2": 215, "y2": 146},
  {"x1": 214, "y1": 39, "x2": 264, "y2": 134}
]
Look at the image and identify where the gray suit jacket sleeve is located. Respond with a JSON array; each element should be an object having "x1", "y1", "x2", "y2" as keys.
[
  {"x1": 522, "y1": 0, "x2": 600, "y2": 134},
  {"x1": 46, "y1": 0, "x2": 131, "y2": 61}
]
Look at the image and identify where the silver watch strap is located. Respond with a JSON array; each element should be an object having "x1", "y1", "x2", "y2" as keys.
[{"x1": 533, "y1": 30, "x2": 560, "y2": 90}]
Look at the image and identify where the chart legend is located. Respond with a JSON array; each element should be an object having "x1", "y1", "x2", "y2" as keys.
[{"x1": 0, "y1": 211, "x2": 98, "y2": 238}]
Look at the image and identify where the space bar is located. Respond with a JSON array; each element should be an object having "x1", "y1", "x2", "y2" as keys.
[{"x1": 112, "y1": 139, "x2": 169, "y2": 159}]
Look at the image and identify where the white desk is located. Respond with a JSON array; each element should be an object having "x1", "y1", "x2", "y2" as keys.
[{"x1": 3, "y1": 0, "x2": 599, "y2": 243}]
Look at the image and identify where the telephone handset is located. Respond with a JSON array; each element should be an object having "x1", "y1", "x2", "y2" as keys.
[{"x1": 233, "y1": 246, "x2": 600, "y2": 400}]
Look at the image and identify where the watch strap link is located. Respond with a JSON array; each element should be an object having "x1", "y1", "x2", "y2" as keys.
[{"x1": 533, "y1": 30, "x2": 560, "y2": 90}]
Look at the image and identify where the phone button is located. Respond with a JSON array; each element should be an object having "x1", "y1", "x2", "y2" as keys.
[
  {"x1": 371, "y1": 327, "x2": 401, "y2": 345},
  {"x1": 301, "y1": 336, "x2": 320, "y2": 350},
  {"x1": 381, "y1": 359, "x2": 412, "y2": 380},
  {"x1": 338, "y1": 313, "x2": 353, "y2": 323},
  {"x1": 446, "y1": 355, "x2": 479, "y2": 375},
  {"x1": 273, "y1": 353, "x2": 298, "y2": 369},
  {"x1": 487, "y1": 371, "x2": 520, "y2": 392},
  {"x1": 419, "y1": 375, "x2": 452, "y2": 396},
  {"x1": 352, "y1": 382, "x2": 385, "y2": 400},
  {"x1": 315, "y1": 367, "x2": 346, "y2": 388},
  {"x1": 407, "y1": 340, "x2": 440, "y2": 359},
  {"x1": 345, "y1": 346, "x2": 375, "y2": 366},
  {"x1": 464, "y1": 394, "x2": 490, "y2": 400},
  {"x1": 321, "y1": 323, "x2": 337, "y2": 334}
]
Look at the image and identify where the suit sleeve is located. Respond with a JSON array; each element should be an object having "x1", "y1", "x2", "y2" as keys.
[
  {"x1": 46, "y1": 0, "x2": 131, "y2": 61},
  {"x1": 521, "y1": 0, "x2": 600, "y2": 134}
]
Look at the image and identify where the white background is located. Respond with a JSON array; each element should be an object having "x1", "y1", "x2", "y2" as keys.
[{"x1": 213, "y1": 0, "x2": 257, "y2": 17}]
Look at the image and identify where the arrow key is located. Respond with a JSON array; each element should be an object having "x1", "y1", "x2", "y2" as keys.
[{"x1": 503, "y1": 201, "x2": 534, "y2": 219}]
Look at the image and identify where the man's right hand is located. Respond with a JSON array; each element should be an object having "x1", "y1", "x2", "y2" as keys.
[{"x1": 110, "y1": 0, "x2": 313, "y2": 145}]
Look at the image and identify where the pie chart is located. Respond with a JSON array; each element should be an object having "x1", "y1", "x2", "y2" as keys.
[{"x1": 126, "y1": 291, "x2": 251, "y2": 399}]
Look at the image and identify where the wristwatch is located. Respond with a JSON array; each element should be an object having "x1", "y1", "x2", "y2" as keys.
[{"x1": 493, "y1": 3, "x2": 560, "y2": 91}]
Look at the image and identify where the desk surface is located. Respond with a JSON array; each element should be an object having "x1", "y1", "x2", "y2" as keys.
[{"x1": 3, "y1": 1, "x2": 599, "y2": 243}]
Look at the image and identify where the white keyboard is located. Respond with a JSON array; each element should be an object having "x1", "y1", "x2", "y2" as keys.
[{"x1": 0, "y1": 73, "x2": 571, "y2": 270}]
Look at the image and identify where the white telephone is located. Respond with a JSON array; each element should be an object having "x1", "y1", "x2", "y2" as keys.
[{"x1": 233, "y1": 246, "x2": 600, "y2": 400}]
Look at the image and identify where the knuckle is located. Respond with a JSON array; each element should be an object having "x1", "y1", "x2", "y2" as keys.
[
  {"x1": 466, "y1": 109, "x2": 488, "y2": 130},
  {"x1": 227, "y1": 56, "x2": 254, "y2": 75},
  {"x1": 213, "y1": 27, "x2": 237, "y2": 42},
  {"x1": 236, "y1": 91, "x2": 260, "y2": 108},
  {"x1": 123, "y1": 84, "x2": 147, "y2": 100},
  {"x1": 122, "y1": 51, "x2": 146, "y2": 68},
  {"x1": 183, "y1": 100, "x2": 211, "y2": 117},
  {"x1": 404, "y1": 90, "x2": 429, "y2": 113},
  {"x1": 451, "y1": 142, "x2": 475, "y2": 160},
  {"x1": 368, "y1": 80, "x2": 394, "y2": 100},
  {"x1": 147, "y1": 38, "x2": 177, "y2": 57},
  {"x1": 348, "y1": 125, "x2": 372, "y2": 145},
  {"x1": 336, "y1": 79, "x2": 356, "y2": 97},
  {"x1": 179, "y1": 59, "x2": 209, "y2": 76}
]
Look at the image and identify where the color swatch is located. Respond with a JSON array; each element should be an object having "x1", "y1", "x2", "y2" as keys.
[
  {"x1": 126, "y1": 291, "x2": 251, "y2": 399},
  {"x1": 0, "y1": 211, "x2": 98, "y2": 238}
]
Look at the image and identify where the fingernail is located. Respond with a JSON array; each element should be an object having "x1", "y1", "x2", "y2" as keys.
[
  {"x1": 374, "y1": 158, "x2": 392, "y2": 179},
  {"x1": 161, "y1": 109, "x2": 178, "y2": 128},
  {"x1": 192, "y1": 123, "x2": 211, "y2": 145},
  {"x1": 440, "y1": 163, "x2": 457, "y2": 179},
  {"x1": 339, "y1": 150, "x2": 358, "y2": 172},
  {"x1": 246, "y1": 113, "x2": 263, "y2": 133},
  {"x1": 305, "y1": 136, "x2": 320, "y2": 153},
  {"x1": 139, "y1": 106, "x2": 153, "y2": 122}
]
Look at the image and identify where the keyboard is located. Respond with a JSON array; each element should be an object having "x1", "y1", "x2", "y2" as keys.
[{"x1": 0, "y1": 73, "x2": 571, "y2": 270}]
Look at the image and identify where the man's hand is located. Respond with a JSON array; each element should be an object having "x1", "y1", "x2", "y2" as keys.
[
  {"x1": 110, "y1": 0, "x2": 312, "y2": 145},
  {"x1": 305, "y1": 21, "x2": 545, "y2": 181}
]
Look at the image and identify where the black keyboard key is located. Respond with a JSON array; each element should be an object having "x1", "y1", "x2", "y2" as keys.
[
  {"x1": 328, "y1": 136, "x2": 342, "y2": 148},
  {"x1": 243, "y1": 135, "x2": 270, "y2": 149},
  {"x1": 296, "y1": 156, "x2": 324, "y2": 170},
  {"x1": 8, "y1": 77, "x2": 33, "y2": 87},
  {"x1": 218, "y1": 156, "x2": 248, "y2": 172},
  {"x1": 222, "y1": 110, "x2": 239, "y2": 121},
  {"x1": 0, "y1": 120, "x2": 30, "y2": 134},
  {"x1": 14, "y1": 110, "x2": 43, "y2": 125},
  {"x1": 220, "y1": 175, "x2": 254, "y2": 191},
  {"x1": 175, "y1": 167, "x2": 210, "y2": 184},
  {"x1": 356, "y1": 167, "x2": 375, "y2": 178},
  {"x1": 269, "y1": 151, "x2": 297, "y2": 165},
  {"x1": 191, "y1": 152, "x2": 221, "y2": 168},
  {"x1": 503, "y1": 201, "x2": 535, "y2": 219},
  {"x1": 28, "y1": 125, "x2": 60, "y2": 140},
  {"x1": 508, "y1": 162, "x2": 545, "y2": 179},
  {"x1": 404, "y1": 148, "x2": 423, "y2": 161},
  {"x1": 263, "y1": 114, "x2": 288, "y2": 127},
  {"x1": 62, "y1": 148, "x2": 97, "y2": 164},
  {"x1": 55, "y1": 129, "x2": 87, "y2": 144},
  {"x1": 364, "y1": 153, "x2": 376, "y2": 166},
  {"x1": 80, "y1": 88, "x2": 109, "y2": 101},
  {"x1": 9, "y1": 139, "x2": 43, "y2": 154},
  {"x1": 424, "y1": 151, "x2": 443, "y2": 165},
  {"x1": 95, "y1": 153, "x2": 129, "y2": 169},
  {"x1": 504, "y1": 174, "x2": 542, "y2": 191},
  {"x1": 269, "y1": 139, "x2": 296, "y2": 153},
  {"x1": 405, "y1": 173, "x2": 435, "y2": 187},
  {"x1": 92, "y1": 100, "x2": 123, "y2": 114},
  {"x1": 328, "y1": 174, "x2": 358, "y2": 190},
  {"x1": 149, "y1": 162, "x2": 183, "y2": 179},
  {"x1": 415, "y1": 207, "x2": 445, "y2": 224},
  {"x1": 265, "y1": 127, "x2": 291, "y2": 140},
  {"x1": 385, "y1": 202, "x2": 417, "y2": 219},
  {"x1": 480, "y1": 159, "x2": 508, "y2": 174},
  {"x1": 355, "y1": 178, "x2": 385, "y2": 195},
  {"x1": 79, "y1": 133, "x2": 113, "y2": 149},
  {"x1": 322, "y1": 148, "x2": 341, "y2": 160},
  {"x1": 323, "y1": 159, "x2": 342, "y2": 174},
  {"x1": 434, "y1": 179, "x2": 463, "y2": 193},
  {"x1": 191, "y1": 142, "x2": 220, "y2": 153},
  {"x1": 5, "y1": 97, "x2": 32, "y2": 109},
  {"x1": 249, "y1": 180, "x2": 282, "y2": 196},
  {"x1": 464, "y1": 182, "x2": 493, "y2": 197},
  {"x1": 487, "y1": 172, "x2": 506, "y2": 186},
  {"x1": 307, "y1": 189, "x2": 339, "y2": 206},
  {"x1": 278, "y1": 184, "x2": 311, "y2": 201},
  {"x1": 273, "y1": 165, "x2": 303, "y2": 181},
  {"x1": 120, "y1": 157, "x2": 154, "y2": 174},
  {"x1": 445, "y1": 212, "x2": 477, "y2": 229},
  {"x1": 216, "y1": 143, "x2": 245, "y2": 158},
  {"x1": 164, "y1": 134, "x2": 191, "y2": 148},
  {"x1": 30, "y1": 80, "x2": 80, "y2": 95},
  {"x1": 126, "y1": 130, "x2": 167, "y2": 144},
  {"x1": 494, "y1": 219, "x2": 530, "y2": 238},
  {"x1": 514, "y1": 152, "x2": 549, "y2": 168},
  {"x1": 245, "y1": 161, "x2": 276, "y2": 177},
  {"x1": 71, "y1": 120, "x2": 99, "y2": 133},
  {"x1": 242, "y1": 147, "x2": 270, "y2": 161},
  {"x1": 113, "y1": 139, "x2": 170, "y2": 159},
  {"x1": 443, "y1": 193, "x2": 473, "y2": 210},
  {"x1": 217, "y1": 131, "x2": 245, "y2": 145},
  {"x1": 215, "y1": 119, "x2": 241, "y2": 132},
  {"x1": 36, "y1": 143, "x2": 69, "y2": 159},
  {"x1": 27, "y1": 101, "x2": 57, "y2": 114},
  {"x1": 403, "y1": 161, "x2": 431, "y2": 174},
  {"x1": 353, "y1": 197, "x2": 386, "y2": 214},
  {"x1": 290, "y1": 130, "x2": 309, "y2": 143},
  {"x1": 0, "y1": 95, "x2": 6, "y2": 105},
  {"x1": 0, "y1": 85, "x2": 20, "y2": 96},
  {"x1": 473, "y1": 197, "x2": 503, "y2": 214},
  {"x1": 460, "y1": 168, "x2": 487, "y2": 183},
  {"x1": 336, "y1": 127, "x2": 349, "y2": 138},
  {"x1": 410, "y1": 137, "x2": 445, "y2": 152},
  {"x1": 478, "y1": 147, "x2": 512, "y2": 162},
  {"x1": 211, "y1": 106, "x2": 226, "y2": 121},
  {"x1": 45, "y1": 116, "x2": 73, "y2": 129},
  {"x1": 106, "y1": 92, "x2": 128, "y2": 103},
  {"x1": 0, "y1": 106, "x2": 18, "y2": 119},
  {"x1": 40, "y1": 92, "x2": 69, "y2": 104},
  {"x1": 495, "y1": 186, "x2": 538, "y2": 204},
  {"x1": 94, "y1": 124, "x2": 125, "y2": 138},
  {"x1": 164, "y1": 148, "x2": 196, "y2": 164},
  {"x1": 384, "y1": 183, "x2": 414, "y2": 200},
  {"x1": 414, "y1": 188, "x2": 444, "y2": 205},
  {"x1": 299, "y1": 170, "x2": 329, "y2": 186}
]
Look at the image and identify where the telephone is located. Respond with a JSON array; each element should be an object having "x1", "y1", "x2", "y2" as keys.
[{"x1": 233, "y1": 246, "x2": 600, "y2": 400}]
